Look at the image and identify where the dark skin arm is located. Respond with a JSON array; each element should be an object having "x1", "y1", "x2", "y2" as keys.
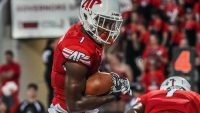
[
  {"x1": 65, "y1": 62, "x2": 116, "y2": 112},
  {"x1": 0, "y1": 71, "x2": 14, "y2": 83},
  {"x1": 127, "y1": 100, "x2": 144, "y2": 113}
]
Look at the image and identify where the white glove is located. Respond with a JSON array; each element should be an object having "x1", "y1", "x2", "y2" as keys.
[
  {"x1": 110, "y1": 72, "x2": 132, "y2": 95},
  {"x1": 2, "y1": 82, "x2": 18, "y2": 96}
]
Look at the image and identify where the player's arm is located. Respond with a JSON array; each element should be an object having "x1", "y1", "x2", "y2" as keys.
[
  {"x1": 65, "y1": 62, "x2": 117, "y2": 112},
  {"x1": 127, "y1": 99, "x2": 144, "y2": 113},
  {"x1": 0, "y1": 71, "x2": 14, "y2": 79}
]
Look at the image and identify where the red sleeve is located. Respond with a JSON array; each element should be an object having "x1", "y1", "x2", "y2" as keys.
[
  {"x1": 196, "y1": 23, "x2": 200, "y2": 32},
  {"x1": 139, "y1": 93, "x2": 149, "y2": 105},
  {"x1": 194, "y1": 95, "x2": 200, "y2": 105},
  {"x1": 157, "y1": 71, "x2": 165, "y2": 85},
  {"x1": 141, "y1": 73, "x2": 149, "y2": 92},
  {"x1": 141, "y1": 73, "x2": 146, "y2": 84},
  {"x1": 13, "y1": 64, "x2": 20, "y2": 79},
  {"x1": 150, "y1": 0, "x2": 161, "y2": 8},
  {"x1": 161, "y1": 47, "x2": 168, "y2": 59},
  {"x1": 163, "y1": 22, "x2": 169, "y2": 32},
  {"x1": 143, "y1": 48, "x2": 149, "y2": 59},
  {"x1": 0, "y1": 65, "x2": 3, "y2": 73},
  {"x1": 194, "y1": 3, "x2": 199, "y2": 14},
  {"x1": 189, "y1": 92, "x2": 200, "y2": 113},
  {"x1": 60, "y1": 45, "x2": 93, "y2": 68}
]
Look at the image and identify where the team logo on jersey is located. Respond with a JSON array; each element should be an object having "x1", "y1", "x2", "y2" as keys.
[
  {"x1": 82, "y1": 0, "x2": 102, "y2": 9},
  {"x1": 62, "y1": 48, "x2": 91, "y2": 66}
]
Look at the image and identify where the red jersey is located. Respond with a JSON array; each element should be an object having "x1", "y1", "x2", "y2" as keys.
[
  {"x1": 143, "y1": 46, "x2": 168, "y2": 71},
  {"x1": 140, "y1": 31, "x2": 150, "y2": 45},
  {"x1": 143, "y1": 46, "x2": 168, "y2": 59},
  {"x1": 171, "y1": 32, "x2": 184, "y2": 45},
  {"x1": 196, "y1": 43, "x2": 200, "y2": 55},
  {"x1": 141, "y1": 70, "x2": 165, "y2": 92},
  {"x1": 140, "y1": 90, "x2": 200, "y2": 113},
  {"x1": 0, "y1": 62, "x2": 20, "y2": 113},
  {"x1": 149, "y1": 0, "x2": 160, "y2": 8},
  {"x1": 138, "y1": 0, "x2": 160, "y2": 8},
  {"x1": 196, "y1": 23, "x2": 200, "y2": 32},
  {"x1": 150, "y1": 18, "x2": 163, "y2": 31},
  {"x1": 164, "y1": 2, "x2": 177, "y2": 16},
  {"x1": 194, "y1": 2, "x2": 200, "y2": 14},
  {"x1": 0, "y1": 62, "x2": 20, "y2": 87},
  {"x1": 51, "y1": 23, "x2": 103, "y2": 109},
  {"x1": 185, "y1": 20, "x2": 197, "y2": 30}
]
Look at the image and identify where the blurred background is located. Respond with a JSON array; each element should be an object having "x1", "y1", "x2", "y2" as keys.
[{"x1": 0, "y1": 0, "x2": 199, "y2": 113}]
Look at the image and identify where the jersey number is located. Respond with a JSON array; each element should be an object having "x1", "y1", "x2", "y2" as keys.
[{"x1": 174, "y1": 51, "x2": 192, "y2": 73}]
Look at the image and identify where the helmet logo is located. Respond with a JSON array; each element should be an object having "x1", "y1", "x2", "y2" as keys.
[{"x1": 82, "y1": 0, "x2": 102, "y2": 9}]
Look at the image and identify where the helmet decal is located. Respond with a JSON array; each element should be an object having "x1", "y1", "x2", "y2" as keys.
[{"x1": 82, "y1": 0, "x2": 102, "y2": 9}]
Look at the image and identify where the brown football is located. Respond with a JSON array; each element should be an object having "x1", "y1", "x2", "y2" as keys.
[{"x1": 85, "y1": 72, "x2": 113, "y2": 96}]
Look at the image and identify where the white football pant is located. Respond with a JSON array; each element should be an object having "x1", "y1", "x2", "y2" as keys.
[{"x1": 48, "y1": 104, "x2": 99, "y2": 113}]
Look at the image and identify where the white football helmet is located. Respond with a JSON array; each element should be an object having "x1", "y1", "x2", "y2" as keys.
[
  {"x1": 79, "y1": 0, "x2": 123, "y2": 45},
  {"x1": 160, "y1": 76, "x2": 191, "y2": 91}
]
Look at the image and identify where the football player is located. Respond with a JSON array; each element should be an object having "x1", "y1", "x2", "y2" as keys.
[
  {"x1": 48, "y1": 0, "x2": 131, "y2": 113},
  {"x1": 127, "y1": 76, "x2": 200, "y2": 113}
]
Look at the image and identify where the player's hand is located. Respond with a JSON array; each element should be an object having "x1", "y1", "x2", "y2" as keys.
[{"x1": 110, "y1": 72, "x2": 132, "y2": 96}]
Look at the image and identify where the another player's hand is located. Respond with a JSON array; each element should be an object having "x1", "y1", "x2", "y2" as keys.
[{"x1": 110, "y1": 72, "x2": 132, "y2": 96}]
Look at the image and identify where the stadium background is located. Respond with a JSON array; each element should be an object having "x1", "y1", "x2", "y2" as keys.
[{"x1": 0, "y1": 0, "x2": 199, "y2": 113}]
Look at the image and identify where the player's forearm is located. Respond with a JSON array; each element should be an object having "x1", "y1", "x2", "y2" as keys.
[
  {"x1": 0, "y1": 73, "x2": 7, "y2": 80},
  {"x1": 0, "y1": 71, "x2": 14, "y2": 79},
  {"x1": 196, "y1": 14, "x2": 200, "y2": 22},
  {"x1": 68, "y1": 95, "x2": 115, "y2": 112},
  {"x1": 127, "y1": 108, "x2": 144, "y2": 113},
  {"x1": 127, "y1": 109, "x2": 138, "y2": 113}
]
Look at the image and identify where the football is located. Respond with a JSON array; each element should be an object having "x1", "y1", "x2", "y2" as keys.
[{"x1": 85, "y1": 72, "x2": 113, "y2": 96}]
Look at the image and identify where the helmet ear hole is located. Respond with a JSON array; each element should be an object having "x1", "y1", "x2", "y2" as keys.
[{"x1": 84, "y1": 13, "x2": 88, "y2": 20}]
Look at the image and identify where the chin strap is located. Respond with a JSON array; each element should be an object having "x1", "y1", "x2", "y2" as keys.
[{"x1": 84, "y1": 27, "x2": 103, "y2": 45}]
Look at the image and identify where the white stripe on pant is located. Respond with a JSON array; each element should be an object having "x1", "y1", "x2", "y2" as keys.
[{"x1": 48, "y1": 104, "x2": 99, "y2": 113}]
